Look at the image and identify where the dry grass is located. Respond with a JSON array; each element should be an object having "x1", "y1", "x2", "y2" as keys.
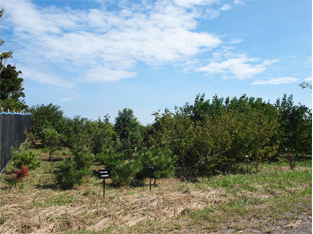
[
  {"x1": 0, "y1": 177, "x2": 224, "y2": 233},
  {"x1": 0, "y1": 150, "x2": 311, "y2": 233}
]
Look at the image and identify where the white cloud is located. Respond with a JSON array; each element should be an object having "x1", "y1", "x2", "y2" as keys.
[
  {"x1": 263, "y1": 59, "x2": 280, "y2": 66},
  {"x1": 205, "y1": 8, "x2": 221, "y2": 19},
  {"x1": 87, "y1": 67, "x2": 137, "y2": 83},
  {"x1": 0, "y1": 0, "x2": 224, "y2": 85},
  {"x1": 173, "y1": 0, "x2": 218, "y2": 8},
  {"x1": 229, "y1": 38, "x2": 243, "y2": 44},
  {"x1": 251, "y1": 77, "x2": 299, "y2": 85},
  {"x1": 197, "y1": 50, "x2": 274, "y2": 80},
  {"x1": 21, "y1": 67, "x2": 75, "y2": 88},
  {"x1": 304, "y1": 77, "x2": 312, "y2": 82},
  {"x1": 61, "y1": 91, "x2": 80, "y2": 102},
  {"x1": 221, "y1": 4, "x2": 232, "y2": 11},
  {"x1": 234, "y1": 0, "x2": 245, "y2": 6}
]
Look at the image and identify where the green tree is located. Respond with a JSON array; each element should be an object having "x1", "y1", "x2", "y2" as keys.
[
  {"x1": 41, "y1": 127, "x2": 62, "y2": 160},
  {"x1": 29, "y1": 103, "x2": 65, "y2": 137},
  {"x1": 114, "y1": 108, "x2": 142, "y2": 156},
  {"x1": 12, "y1": 149, "x2": 40, "y2": 170},
  {"x1": 62, "y1": 116, "x2": 94, "y2": 154},
  {"x1": 90, "y1": 115, "x2": 116, "y2": 155},
  {"x1": 0, "y1": 9, "x2": 26, "y2": 111},
  {"x1": 55, "y1": 151, "x2": 95, "y2": 189},
  {"x1": 97, "y1": 147, "x2": 141, "y2": 185},
  {"x1": 0, "y1": 9, "x2": 13, "y2": 64},
  {"x1": 135, "y1": 146, "x2": 176, "y2": 182},
  {"x1": 275, "y1": 94, "x2": 312, "y2": 166}
]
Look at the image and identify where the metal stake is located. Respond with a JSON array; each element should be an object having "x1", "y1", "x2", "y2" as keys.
[{"x1": 103, "y1": 179, "x2": 106, "y2": 198}]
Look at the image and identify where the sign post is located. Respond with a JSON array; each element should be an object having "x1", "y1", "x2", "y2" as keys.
[
  {"x1": 148, "y1": 165, "x2": 154, "y2": 191},
  {"x1": 98, "y1": 169, "x2": 111, "y2": 198},
  {"x1": 200, "y1": 161, "x2": 205, "y2": 180},
  {"x1": 245, "y1": 155, "x2": 249, "y2": 173}
]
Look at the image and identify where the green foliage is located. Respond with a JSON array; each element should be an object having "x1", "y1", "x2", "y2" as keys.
[
  {"x1": 90, "y1": 116, "x2": 116, "y2": 155},
  {"x1": 276, "y1": 94, "x2": 312, "y2": 155},
  {"x1": 55, "y1": 151, "x2": 95, "y2": 189},
  {"x1": 29, "y1": 103, "x2": 65, "y2": 139},
  {"x1": 111, "y1": 159, "x2": 141, "y2": 185},
  {"x1": 41, "y1": 127, "x2": 62, "y2": 159},
  {"x1": 97, "y1": 147, "x2": 141, "y2": 185},
  {"x1": 12, "y1": 149, "x2": 40, "y2": 170},
  {"x1": 0, "y1": 10, "x2": 25, "y2": 111},
  {"x1": 299, "y1": 81, "x2": 312, "y2": 90},
  {"x1": 152, "y1": 94, "x2": 282, "y2": 176},
  {"x1": 0, "y1": 98, "x2": 27, "y2": 112},
  {"x1": 135, "y1": 146, "x2": 176, "y2": 180},
  {"x1": 16, "y1": 92, "x2": 311, "y2": 183},
  {"x1": 0, "y1": 63, "x2": 27, "y2": 111},
  {"x1": 114, "y1": 108, "x2": 142, "y2": 156}
]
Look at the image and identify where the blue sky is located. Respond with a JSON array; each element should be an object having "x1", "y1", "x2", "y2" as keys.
[{"x1": 0, "y1": 0, "x2": 311, "y2": 125}]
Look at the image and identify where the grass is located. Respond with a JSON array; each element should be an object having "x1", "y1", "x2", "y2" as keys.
[{"x1": 0, "y1": 145, "x2": 311, "y2": 233}]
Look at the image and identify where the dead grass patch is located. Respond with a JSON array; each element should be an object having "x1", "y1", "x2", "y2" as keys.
[{"x1": 0, "y1": 153, "x2": 311, "y2": 233}]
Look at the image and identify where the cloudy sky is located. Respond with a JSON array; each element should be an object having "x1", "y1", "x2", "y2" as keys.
[{"x1": 0, "y1": 0, "x2": 311, "y2": 124}]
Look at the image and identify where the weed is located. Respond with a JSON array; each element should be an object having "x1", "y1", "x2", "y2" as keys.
[{"x1": 127, "y1": 190, "x2": 135, "y2": 195}]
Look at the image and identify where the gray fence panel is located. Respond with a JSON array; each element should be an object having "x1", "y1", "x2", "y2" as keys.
[
  {"x1": 0, "y1": 112, "x2": 31, "y2": 173},
  {"x1": 0, "y1": 114, "x2": 2, "y2": 170}
]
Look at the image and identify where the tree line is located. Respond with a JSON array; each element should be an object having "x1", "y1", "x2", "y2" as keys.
[
  {"x1": 1, "y1": 9, "x2": 311, "y2": 188},
  {"x1": 25, "y1": 93, "x2": 311, "y2": 188}
]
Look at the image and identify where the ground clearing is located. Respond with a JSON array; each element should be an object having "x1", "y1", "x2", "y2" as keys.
[{"x1": 0, "y1": 151, "x2": 311, "y2": 233}]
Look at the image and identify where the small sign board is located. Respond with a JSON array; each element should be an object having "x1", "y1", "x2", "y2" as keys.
[
  {"x1": 98, "y1": 169, "x2": 111, "y2": 179},
  {"x1": 148, "y1": 165, "x2": 154, "y2": 170}
]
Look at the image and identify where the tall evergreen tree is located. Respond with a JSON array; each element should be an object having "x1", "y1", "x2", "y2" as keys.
[{"x1": 0, "y1": 9, "x2": 27, "y2": 111}]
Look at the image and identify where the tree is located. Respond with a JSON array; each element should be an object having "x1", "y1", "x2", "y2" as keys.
[
  {"x1": 55, "y1": 151, "x2": 95, "y2": 189},
  {"x1": 299, "y1": 82, "x2": 312, "y2": 90},
  {"x1": 135, "y1": 146, "x2": 176, "y2": 183},
  {"x1": 0, "y1": 9, "x2": 26, "y2": 111},
  {"x1": 0, "y1": 64, "x2": 27, "y2": 111},
  {"x1": 276, "y1": 94, "x2": 312, "y2": 157},
  {"x1": 29, "y1": 103, "x2": 65, "y2": 136},
  {"x1": 114, "y1": 108, "x2": 142, "y2": 156},
  {"x1": 0, "y1": 9, "x2": 13, "y2": 66}
]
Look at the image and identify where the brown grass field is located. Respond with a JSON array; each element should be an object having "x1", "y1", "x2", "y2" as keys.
[{"x1": 0, "y1": 148, "x2": 311, "y2": 233}]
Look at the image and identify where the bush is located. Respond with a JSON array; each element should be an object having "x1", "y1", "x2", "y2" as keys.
[
  {"x1": 135, "y1": 146, "x2": 176, "y2": 181},
  {"x1": 111, "y1": 159, "x2": 141, "y2": 185},
  {"x1": 97, "y1": 147, "x2": 141, "y2": 185},
  {"x1": 12, "y1": 150, "x2": 40, "y2": 170},
  {"x1": 55, "y1": 151, "x2": 94, "y2": 189},
  {"x1": 97, "y1": 146, "x2": 175, "y2": 185},
  {"x1": 41, "y1": 127, "x2": 61, "y2": 149}
]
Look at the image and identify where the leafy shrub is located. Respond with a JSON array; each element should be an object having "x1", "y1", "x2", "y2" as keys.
[
  {"x1": 13, "y1": 150, "x2": 40, "y2": 170},
  {"x1": 55, "y1": 151, "x2": 94, "y2": 189}
]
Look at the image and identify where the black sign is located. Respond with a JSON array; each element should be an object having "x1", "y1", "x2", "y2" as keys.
[
  {"x1": 99, "y1": 169, "x2": 111, "y2": 179},
  {"x1": 148, "y1": 165, "x2": 154, "y2": 170}
]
